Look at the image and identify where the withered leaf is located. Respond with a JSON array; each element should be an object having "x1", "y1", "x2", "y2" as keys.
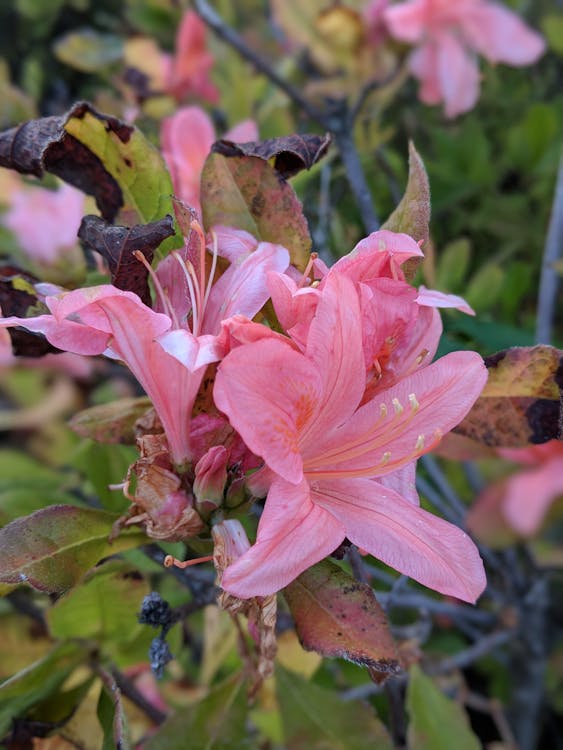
[
  {"x1": 0, "y1": 102, "x2": 124, "y2": 221},
  {"x1": 212, "y1": 133, "x2": 332, "y2": 180},
  {"x1": 0, "y1": 265, "x2": 58, "y2": 357},
  {"x1": 454, "y1": 345, "x2": 563, "y2": 447},
  {"x1": 78, "y1": 214, "x2": 174, "y2": 306}
]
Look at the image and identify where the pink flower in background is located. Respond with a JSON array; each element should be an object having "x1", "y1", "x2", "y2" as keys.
[
  {"x1": 163, "y1": 10, "x2": 219, "y2": 103},
  {"x1": 2, "y1": 181, "x2": 84, "y2": 264},
  {"x1": 214, "y1": 272, "x2": 488, "y2": 602},
  {"x1": 162, "y1": 106, "x2": 258, "y2": 214},
  {"x1": 384, "y1": 0, "x2": 545, "y2": 117},
  {"x1": 364, "y1": 0, "x2": 391, "y2": 46},
  {"x1": 468, "y1": 440, "x2": 563, "y2": 537}
]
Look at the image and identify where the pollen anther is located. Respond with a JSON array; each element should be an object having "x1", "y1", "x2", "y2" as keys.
[
  {"x1": 380, "y1": 402, "x2": 388, "y2": 418},
  {"x1": 392, "y1": 398, "x2": 404, "y2": 415},
  {"x1": 415, "y1": 434, "x2": 425, "y2": 452},
  {"x1": 408, "y1": 393, "x2": 420, "y2": 412},
  {"x1": 381, "y1": 451, "x2": 392, "y2": 465}
]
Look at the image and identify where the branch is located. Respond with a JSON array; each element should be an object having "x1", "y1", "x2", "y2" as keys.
[
  {"x1": 426, "y1": 629, "x2": 514, "y2": 675},
  {"x1": 536, "y1": 153, "x2": 563, "y2": 344},
  {"x1": 109, "y1": 666, "x2": 167, "y2": 726}
]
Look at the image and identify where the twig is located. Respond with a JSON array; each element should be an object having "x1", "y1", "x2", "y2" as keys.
[
  {"x1": 109, "y1": 666, "x2": 167, "y2": 726},
  {"x1": 347, "y1": 545, "x2": 370, "y2": 583},
  {"x1": 535, "y1": 153, "x2": 563, "y2": 344},
  {"x1": 426, "y1": 629, "x2": 513, "y2": 675},
  {"x1": 376, "y1": 591, "x2": 497, "y2": 627},
  {"x1": 420, "y1": 455, "x2": 467, "y2": 522}
]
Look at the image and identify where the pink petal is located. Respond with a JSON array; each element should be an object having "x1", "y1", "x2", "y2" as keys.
[
  {"x1": 417, "y1": 285, "x2": 475, "y2": 315},
  {"x1": 303, "y1": 273, "x2": 366, "y2": 443},
  {"x1": 436, "y1": 31, "x2": 481, "y2": 117},
  {"x1": 161, "y1": 106, "x2": 215, "y2": 211},
  {"x1": 168, "y1": 10, "x2": 218, "y2": 102},
  {"x1": 331, "y1": 230, "x2": 423, "y2": 282},
  {"x1": 498, "y1": 440, "x2": 563, "y2": 466},
  {"x1": 213, "y1": 226, "x2": 259, "y2": 263},
  {"x1": 503, "y1": 458, "x2": 563, "y2": 536},
  {"x1": 313, "y1": 477, "x2": 486, "y2": 602},
  {"x1": 409, "y1": 41, "x2": 442, "y2": 106},
  {"x1": 384, "y1": 0, "x2": 428, "y2": 42},
  {"x1": 461, "y1": 2, "x2": 545, "y2": 66},
  {"x1": 221, "y1": 477, "x2": 344, "y2": 598},
  {"x1": 268, "y1": 272, "x2": 320, "y2": 351},
  {"x1": 377, "y1": 463, "x2": 419, "y2": 505},
  {"x1": 305, "y1": 350, "x2": 487, "y2": 477},
  {"x1": 223, "y1": 119, "x2": 259, "y2": 143},
  {"x1": 214, "y1": 338, "x2": 322, "y2": 484},
  {"x1": 203, "y1": 242, "x2": 290, "y2": 334}
]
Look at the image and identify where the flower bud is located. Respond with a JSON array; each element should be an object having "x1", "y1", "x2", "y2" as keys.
[{"x1": 193, "y1": 445, "x2": 228, "y2": 517}]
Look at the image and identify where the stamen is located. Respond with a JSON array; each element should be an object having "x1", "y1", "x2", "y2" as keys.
[
  {"x1": 380, "y1": 402, "x2": 388, "y2": 418},
  {"x1": 415, "y1": 434, "x2": 425, "y2": 452},
  {"x1": 174, "y1": 252, "x2": 200, "y2": 335},
  {"x1": 133, "y1": 250, "x2": 177, "y2": 325},
  {"x1": 202, "y1": 229, "x2": 219, "y2": 313},
  {"x1": 380, "y1": 451, "x2": 391, "y2": 465},
  {"x1": 298, "y1": 252, "x2": 318, "y2": 288},
  {"x1": 164, "y1": 554, "x2": 214, "y2": 569},
  {"x1": 415, "y1": 349, "x2": 429, "y2": 365},
  {"x1": 190, "y1": 219, "x2": 207, "y2": 309},
  {"x1": 408, "y1": 393, "x2": 420, "y2": 412},
  {"x1": 392, "y1": 398, "x2": 404, "y2": 415}
]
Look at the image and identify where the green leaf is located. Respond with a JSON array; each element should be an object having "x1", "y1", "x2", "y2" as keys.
[
  {"x1": 435, "y1": 237, "x2": 471, "y2": 293},
  {"x1": 464, "y1": 263, "x2": 504, "y2": 312},
  {"x1": 144, "y1": 673, "x2": 250, "y2": 750},
  {"x1": 541, "y1": 13, "x2": 563, "y2": 56},
  {"x1": 47, "y1": 562, "x2": 149, "y2": 643},
  {"x1": 276, "y1": 664, "x2": 393, "y2": 750},
  {"x1": 97, "y1": 670, "x2": 132, "y2": 750},
  {"x1": 71, "y1": 440, "x2": 137, "y2": 511},
  {"x1": 69, "y1": 397, "x2": 152, "y2": 445},
  {"x1": 382, "y1": 141, "x2": 430, "y2": 254},
  {"x1": 283, "y1": 560, "x2": 399, "y2": 679},
  {"x1": 406, "y1": 664, "x2": 480, "y2": 750},
  {"x1": 0, "y1": 641, "x2": 85, "y2": 735},
  {"x1": 0, "y1": 505, "x2": 146, "y2": 593},
  {"x1": 201, "y1": 152, "x2": 311, "y2": 271},
  {"x1": 54, "y1": 29, "x2": 123, "y2": 72}
]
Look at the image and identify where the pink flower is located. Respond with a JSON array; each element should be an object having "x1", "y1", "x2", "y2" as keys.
[
  {"x1": 161, "y1": 106, "x2": 258, "y2": 215},
  {"x1": 2, "y1": 181, "x2": 85, "y2": 265},
  {"x1": 468, "y1": 440, "x2": 563, "y2": 537},
  {"x1": 384, "y1": 0, "x2": 545, "y2": 117},
  {"x1": 214, "y1": 272, "x2": 488, "y2": 602},
  {"x1": 162, "y1": 10, "x2": 219, "y2": 103}
]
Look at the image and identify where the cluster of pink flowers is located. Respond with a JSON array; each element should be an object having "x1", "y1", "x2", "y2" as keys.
[
  {"x1": 0, "y1": 218, "x2": 488, "y2": 604},
  {"x1": 366, "y1": 0, "x2": 545, "y2": 117}
]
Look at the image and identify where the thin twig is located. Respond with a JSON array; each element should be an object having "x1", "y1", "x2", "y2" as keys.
[
  {"x1": 426, "y1": 629, "x2": 514, "y2": 675},
  {"x1": 347, "y1": 545, "x2": 370, "y2": 583},
  {"x1": 536, "y1": 153, "x2": 563, "y2": 344},
  {"x1": 110, "y1": 666, "x2": 168, "y2": 726}
]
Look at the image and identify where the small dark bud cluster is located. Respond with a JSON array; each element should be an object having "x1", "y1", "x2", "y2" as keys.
[
  {"x1": 138, "y1": 592, "x2": 174, "y2": 679},
  {"x1": 149, "y1": 636, "x2": 173, "y2": 680}
]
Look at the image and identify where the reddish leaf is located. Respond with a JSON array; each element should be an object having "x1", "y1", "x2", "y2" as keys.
[
  {"x1": 455, "y1": 345, "x2": 563, "y2": 447},
  {"x1": 212, "y1": 133, "x2": 332, "y2": 180},
  {"x1": 0, "y1": 265, "x2": 58, "y2": 357},
  {"x1": 201, "y1": 153, "x2": 311, "y2": 271},
  {"x1": 0, "y1": 505, "x2": 145, "y2": 593},
  {"x1": 78, "y1": 214, "x2": 174, "y2": 306},
  {"x1": 283, "y1": 560, "x2": 400, "y2": 680}
]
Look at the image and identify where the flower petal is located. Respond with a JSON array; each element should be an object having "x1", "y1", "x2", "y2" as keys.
[
  {"x1": 436, "y1": 31, "x2": 480, "y2": 118},
  {"x1": 313, "y1": 478, "x2": 486, "y2": 602},
  {"x1": 417, "y1": 286, "x2": 475, "y2": 315},
  {"x1": 503, "y1": 459, "x2": 563, "y2": 536},
  {"x1": 214, "y1": 338, "x2": 322, "y2": 484},
  {"x1": 384, "y1": 0, "x2": 428, "y2": 43},
  {"x1": 221, "y1": 477, "x2": 344, "y2": 598}
]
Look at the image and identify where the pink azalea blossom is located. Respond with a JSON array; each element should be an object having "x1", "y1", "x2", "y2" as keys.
[
  {"x1": 384, "y1": 0, "x2": 545, "y2": 117},
  {"x1": 162, "y1": 106, "x2": 258, "y2": 214},
  {"x1": 2, "y1": 181, "x2": 85, "y2": 265},
  {"x1": 214, "y1": 271, "x2": 488, "y2": 602},
  {"x1": 468, "y1": 440, "x2": 563, "y2": 537},
  {"x1": 162, "y1": 10, "x2": 219, "y2": 103}
]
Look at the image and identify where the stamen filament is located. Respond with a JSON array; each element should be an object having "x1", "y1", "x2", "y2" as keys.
[
  {"x1": 164, "y1": 554, "x2": 214, "y2": 569},
  {"x1": 133, "y1": 250, "x2": 178, "y2": 326}
]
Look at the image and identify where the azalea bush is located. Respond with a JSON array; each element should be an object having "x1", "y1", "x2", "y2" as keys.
[{"x1": 0, "y1": 1, "x2": 562, "y2": 749}]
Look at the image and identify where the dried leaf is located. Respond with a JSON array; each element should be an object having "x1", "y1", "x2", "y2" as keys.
[
  {"x1": 0, "y1": 505, "x2": 146, "y2": 593},
  {"x1": 212, "y1": 133, "x2": 332, "y2": 180},
  {"x1": 382, "y1": 142, "x2": 430, "y2": 280},
  {"x1": 68, "y1": 397, "x2": 152, "y2": 444},
  {"x1": 0, "y1": 264, "x2": 57, "y2": 356},
  {"x1": 201, "y1": 153, "x2": 311, "y2": 271},
  {"x1": 283, "y1": 559, "x2": 400, "y2": 680},
  {"x1": 78, "y1": 214, "x2": 175, "y2": 305},
  {"x1": 455, "y1": 345, "x2": 563, "y2": 447}
]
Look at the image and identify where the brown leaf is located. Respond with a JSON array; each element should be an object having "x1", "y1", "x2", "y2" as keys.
[
  {"x1": 454, "y1": 345, "x2": 563, "y2": 447},
  {"x1": 78, "y1": 214, "x2": 174, "y2": 306},
  {"x1": 0, "y1": 102, "x2": 126, "y2": 221},
  {"x1": 283, "y1": 559, "x2": 400, "y2": 680},
  {"x1": 0, "y1": 265, "x2": 59, "y2": 357},
  {"x1": 68, "y1": 396, "x2": 152, "y2": 444},
  {"x1": 212, "y1": 133, "x2": 332, "y2": 180}
]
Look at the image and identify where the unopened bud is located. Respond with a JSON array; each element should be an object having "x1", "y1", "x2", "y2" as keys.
[{"x1": 194, "y1": 445, "x2": 228, "y2": 517}]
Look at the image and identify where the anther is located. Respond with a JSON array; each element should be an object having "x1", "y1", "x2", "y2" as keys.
[
  {"x1": 415, "y1": 349, "x2": 429, "y2": 365},
  {"x1": 392, "y1": 398, "x2": 404, "y2": 415},
  {"x1": 380, "y1": 402, "x2": 388, "y2": 418},
  {"x1": 380, "y1": 451, "x2": 392, "y2": 465},
  {"x1": 408, "y1": 393, "x2": 420, "y2": 412},
  {"x1": 415, "y1": 434, "x2": 425, "y2": 452}
]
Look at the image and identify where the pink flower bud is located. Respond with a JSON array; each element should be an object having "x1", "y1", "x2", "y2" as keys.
[{"x1": 193, "y1": 445, "x2": 228, "y2": 516}]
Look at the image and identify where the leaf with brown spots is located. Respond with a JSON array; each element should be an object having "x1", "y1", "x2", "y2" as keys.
[
  {"x1": 382, "y1": 142, "x2": 430, "y2": 281},
  {"x1": 0, "y1": 102, "x2": 181, "y2": 256},
  {"x1": 201, "y1": 153, "x2": 311, "y2": 271},
  {"x1": 78, "y1": 214, "x2": 174, "y2": 306},
  {"x1": 212, "y1": 133, "x2": 332, "y2": 180},
  {"x1": 283, "y1": 559, "x2": 400, "y2": 681},
  {"x1": 454, "y1": 345, "x2": 563, "y2": 447},
  {"x1": 0, "y1": 265, "x2": 58, "y2": 357}
]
